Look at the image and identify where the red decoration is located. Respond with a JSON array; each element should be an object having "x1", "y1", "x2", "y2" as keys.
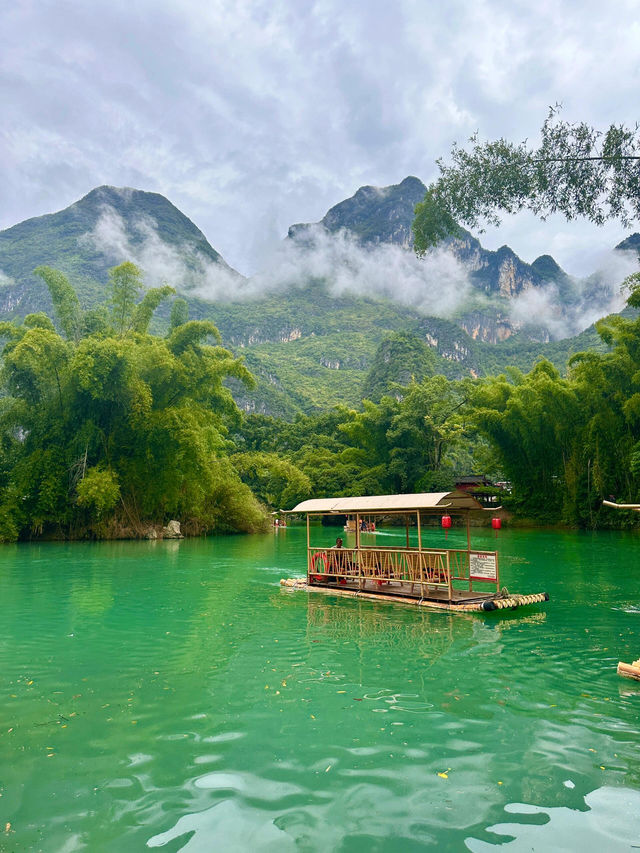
[
  {"x1": 492, "y1": 517, "x2": 501, "y2": 537},
  {"x1": 441, "y1": 515, "x2": 451, "y2": 539}
]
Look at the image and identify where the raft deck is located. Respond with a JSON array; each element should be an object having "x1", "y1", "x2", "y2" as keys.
[{"x1": 280, "y1": 577, "x2": 548, "y2": 612}]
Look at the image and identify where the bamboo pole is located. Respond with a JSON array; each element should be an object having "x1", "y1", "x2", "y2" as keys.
[
  {"x1": 618, "y1": 661, "x2": 640, "y2": 681},
  {"x1": 355, "y1": 513, "x2": 362, "y2": 589},
  {"x1": 416, "y1": 510, "x2": 422, "y2": 595},
  {"x1": 466, "y1": 512, "x2": 472, "y2": 592},
  {"x1": 306, "y1": 513, "x2": 311, "y2": 579}
]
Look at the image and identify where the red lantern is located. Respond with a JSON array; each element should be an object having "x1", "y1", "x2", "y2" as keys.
[
  {"x1": 441, "y1": 515, "x2": 451, "y2": 539},
  {"x1": 492, "y1": 517, "x2": 501, "y2": 537}
]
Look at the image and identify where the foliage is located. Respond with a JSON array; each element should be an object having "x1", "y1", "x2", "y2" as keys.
[
  {"x1": 76, "y1": 466, "x2": 121, "y2": 517},
  {"x1": 231, "y1": 452, "x2": 311, "y2": 509},
  {"x1": 413, "y1": 108, "x2": 640, "y2": 253},
  {"x1": 0, "y1": 263, "x2": 267, "y2": 541},
  {"x1": 361, "y1": 332, "x2": 439, "y2": 402}
]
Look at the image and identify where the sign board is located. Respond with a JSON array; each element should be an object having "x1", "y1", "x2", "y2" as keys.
[{"x1": 470, "y1": 552, "x2": 497, "y2": 581}]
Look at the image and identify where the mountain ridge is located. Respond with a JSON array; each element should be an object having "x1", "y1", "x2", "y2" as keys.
[{"x1": 0, "y1": 180, "x2": 637, "y2": 417}]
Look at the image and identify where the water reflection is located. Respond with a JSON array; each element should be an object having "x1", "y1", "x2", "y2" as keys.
[
  {"x1": 306, "y1": 597, "x2": 458, "y2": 662},
  {"x1": 465, "y1": 786, "x2": 640, "y2": 851}
]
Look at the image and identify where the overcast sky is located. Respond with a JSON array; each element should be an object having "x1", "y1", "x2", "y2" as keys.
[{"x1": 1, "y1": 0, "x2": 639, "y2": 276}]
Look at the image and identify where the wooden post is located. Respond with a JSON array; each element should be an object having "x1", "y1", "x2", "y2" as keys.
[
  {"x1": 466, "y1": 512, "x2": 472, "y2": 592},
  {"x1": 306, "y1": 513, "x2": 310, "y2": 579},
  {"x1": 416, "y1": 510, "x2": 422, "y2": 595},
  {"x1": 405, "y1": 514, "x2": 410, "y2": 548},
  {"x1": 355, "y1": 513, "x2": 361, "y2": 589}
]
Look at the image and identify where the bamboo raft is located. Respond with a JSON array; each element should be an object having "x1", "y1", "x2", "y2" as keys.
[
  {"x1": 618, "y1": 659, "x2": 640, "y2": 681},
  {"x1": 282, "y1": 491, "x2": 550, "y2": 615}
]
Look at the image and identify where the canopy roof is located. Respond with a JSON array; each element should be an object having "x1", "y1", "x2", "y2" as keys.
[
  {"x1": 289, "y1": 490, "x2": 485, "y2": 514},
  {"x1": 603, "y1": 499, "x2": 640, "y2": 513}
]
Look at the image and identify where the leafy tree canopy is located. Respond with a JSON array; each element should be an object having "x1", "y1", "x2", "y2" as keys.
[
  {"x1": 0, "y1": 262, "x2": 267, "y2": 541},
  {"x1": 413, "y1": 108, "x2": 640, "y2": 253}
]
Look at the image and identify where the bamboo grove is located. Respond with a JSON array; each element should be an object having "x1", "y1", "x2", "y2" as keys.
[{"x1": 0, "y1": 263, "x2": 638, "y2": 540}]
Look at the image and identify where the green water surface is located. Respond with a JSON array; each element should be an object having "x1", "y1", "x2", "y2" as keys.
[{"x1": 1, "y1": 525, "x2": 640, "y2": 851}]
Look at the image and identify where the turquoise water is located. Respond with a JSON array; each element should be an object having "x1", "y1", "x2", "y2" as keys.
[{"x1": 1, "y1": 526, "x2": 639, "y2": 851}]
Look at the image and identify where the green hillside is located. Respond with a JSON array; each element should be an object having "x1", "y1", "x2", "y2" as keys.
[
  {"x1": 0, "y1": 183, "x2": 631, "y2": 418},
  {"x1": 0, "y1": 185, "x2": 239, "y2": 318}
]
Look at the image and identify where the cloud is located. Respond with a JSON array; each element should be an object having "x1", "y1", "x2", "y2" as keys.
[
  {"x1": 2, "y1": 0, "x2": 639, "y2": 277},
  {"x1": 510, "y1": 248, "x2": 638, "y2": 338},
  {"x1": 250, "y1": 227, "x2": 472, "y2": 317},
  {"x1": 82, "y1": 206, "x2": 242, "y2": 299},
  {"x1": 81, "y1": 205, "x2": 639, "y2": 338},
  {"x1": 81, "y1": 207, "x2": 472, "y2": 318},
  {"x1": 0, "y1": 269, "x2": 14, "y2": 287}
]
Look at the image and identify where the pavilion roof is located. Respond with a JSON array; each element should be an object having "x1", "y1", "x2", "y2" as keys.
[{"x1": 288, "y1": 490, "x2": 485, "y2": 514}]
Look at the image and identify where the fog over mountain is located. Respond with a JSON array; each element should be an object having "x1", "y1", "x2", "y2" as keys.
[{"x1": 1, "y1": 180, "x2": 638, "y2": 346}]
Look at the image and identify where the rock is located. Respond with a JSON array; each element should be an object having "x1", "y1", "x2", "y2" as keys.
[
  {"x1": 162, "y1": 520, "x2": 184, "y2": 539},
  {"x1": 145, "y1": 528, "x2": 158, "y2": 540}
]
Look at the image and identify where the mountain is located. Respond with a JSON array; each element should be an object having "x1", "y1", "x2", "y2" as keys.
[
  {"x1": 288, "y1": 175, "x2": 427, "y2": 248},
  {"x1": 287, "y1": 176, "x2": 582, "y2": 343},
  {"x1": 0, "y1": 182, "x2": 635, "y2": 418},
  {"x1": 0, "y1": 185, "x2": 241, "y2": 318},
  {"x1": 616, "y1": 233, "x2": 640, "y2": 254}
]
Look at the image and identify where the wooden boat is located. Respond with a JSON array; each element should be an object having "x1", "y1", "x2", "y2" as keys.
[
  {"x1": 344, "y1": 516, "x2": 376, "y2": 533},
  {"x1": 618, "y1": 659, "x2": 640, "y2": 681},
  {"x1": 603, "y1": 500, "x2": 640, "y2": 512},
  {"x1": 280, "y1": 491, "x2": 549, "y2": 613}
]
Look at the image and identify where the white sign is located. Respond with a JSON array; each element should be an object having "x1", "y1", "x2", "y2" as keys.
[{"x1": 470, "y1": 552, "x2": 497, "y2": 581}]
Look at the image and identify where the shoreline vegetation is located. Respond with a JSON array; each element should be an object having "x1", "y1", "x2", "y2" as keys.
[{"x1": 0, "y1": 262, "x2": 638, "y2": 543}]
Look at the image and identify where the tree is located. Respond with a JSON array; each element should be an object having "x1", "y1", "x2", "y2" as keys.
[
  {"x1": 109, "y1": 261, "x2": 144, "y2": 336},
  {"x1": 34, "y1": 266, "x2": 82, "y2": 340},
  {"x1": 0, "y1": 263, "x2": 267, "y2": 540},
  {"x1": 170, "y1": 298, "x2": 189, "y2": 330},
  {"x1": 413, "y1": 109, "x2": 640, "y2": 253}
]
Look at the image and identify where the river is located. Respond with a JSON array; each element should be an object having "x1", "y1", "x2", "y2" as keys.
[{"x1": 1, "y1": 525, "x2": 639, "y2": 851}]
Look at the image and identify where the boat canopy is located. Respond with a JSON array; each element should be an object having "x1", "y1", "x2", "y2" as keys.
[
  {"x1": 288, "y1": 490, "x2": 485, "y2": 515},
  {"x1": 603, "y1": 499, "x2": 640, "y2": 513}
]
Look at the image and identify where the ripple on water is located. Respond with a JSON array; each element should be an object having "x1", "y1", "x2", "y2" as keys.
[
  {"x1": 3, "y1": 531, "x2": 640, "y2": 851},
  {"x1": 465, "y1": 786, "x2": 640, "y2": 852}
]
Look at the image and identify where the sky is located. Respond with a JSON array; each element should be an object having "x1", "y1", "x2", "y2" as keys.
[{"x1": 1, "y1": 0, "x2": 640, "y2": 277}]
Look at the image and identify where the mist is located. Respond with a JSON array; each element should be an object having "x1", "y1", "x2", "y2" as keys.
[
  {"x1": 510, "y1": 248, "x2": 638, "y2": 339},
  {"x1": 249, "y1": 226, "x2": 472, "y2": 317},
  {"x1": 81, "y1": 207, "x2": 638, "y2": 339},
  {"x1": 82, "y1": 206, "x2": 243, "y2": 299}
]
